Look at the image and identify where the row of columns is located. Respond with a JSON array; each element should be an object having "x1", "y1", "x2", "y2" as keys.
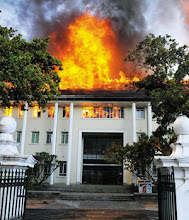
[
  {"x1": 19, "y1": 101, "x2": 74, "y2": 185},
  {"x1": 19, "y1": 101, "x2": 152, "y2": 186}
]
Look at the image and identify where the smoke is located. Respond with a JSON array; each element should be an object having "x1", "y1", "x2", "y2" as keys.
[
  {"x1": 0, "y1": 0, "x2": 189, "y2": 46},
  {"x1": 144, "y1": 0, "x2": 189, "y2": 45}
]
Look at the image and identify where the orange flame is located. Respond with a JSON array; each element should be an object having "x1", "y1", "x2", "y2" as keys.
[
  {"x1": 50, "y1": 12, "x2": 139, "y2": 90},
  {"x1": 180, "y1": 0, "x2": 189, "y2": 24}
]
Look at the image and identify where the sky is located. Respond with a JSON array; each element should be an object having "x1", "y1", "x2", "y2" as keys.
[{"x1": 0, "y1": 0, "x2": 189, "y2": 47}]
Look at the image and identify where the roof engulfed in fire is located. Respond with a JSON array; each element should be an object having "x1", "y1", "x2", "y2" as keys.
[
  {"x1": 50, "y1": 12, "x2": 140, "y2": 91},
  {"x1": 58, "y1": 89, "x2": 149, "y2": 101},
  {"x1": 1, "y1": 0, "x2": 189, "y2": 91}
]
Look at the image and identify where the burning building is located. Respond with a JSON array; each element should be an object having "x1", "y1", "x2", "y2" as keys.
[
  {"x1": 2, "y1": 89, "x2": 154, "y2": 185},
  {"x1": 0, "y1": 0, "x2": 189, "y2": 185}
]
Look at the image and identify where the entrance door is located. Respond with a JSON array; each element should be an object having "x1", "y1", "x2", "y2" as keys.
[{"x1": 82, "y1": 133, "x2": 123, "y2": 185}]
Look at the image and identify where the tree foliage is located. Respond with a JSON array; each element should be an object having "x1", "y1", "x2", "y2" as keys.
[
  {"x1": 27, "y1": 152, "x2": 60, "y2": 186},
  {"x1": 105, "y1": 134, "x2": 157, "y2": 183},
  {"x1": 106, "y1": 34, "x2": 189, "y2": 181},
  {"x1": 0, "y1": 25, "x2": 62, "y2": 108},
  {"x1": 125, "y1": 34, "x2": 189, "y2": 154}
]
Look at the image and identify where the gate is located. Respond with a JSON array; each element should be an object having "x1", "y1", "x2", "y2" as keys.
[
  {"x1": 0, "y1": 169, "x2": 28, "y2": 220},
  {"x1": 158, "y1": 167, "x2": 177, "y2": 220}
]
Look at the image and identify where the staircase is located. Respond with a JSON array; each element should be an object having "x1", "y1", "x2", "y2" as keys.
[
  {"x1": 59, "y1": 192, "x2": 134, "y2": 201},
  {"x1": 47, "y1": 184, "x2": 134, "y2": 201}
]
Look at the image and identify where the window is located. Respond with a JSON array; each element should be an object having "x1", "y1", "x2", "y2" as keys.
[
  {"x1": 17, "y1": 131, "x2": 22, "y2": 143},
  {"x1": 44, "y1": 161, "x2": 51, "y2": 175},
  {"x1": 5, "y1": 107, "x2": 13, "y2": 117},
  {"x1": 136, "y1": 132, "x2": 145, "y2": 142},
  {"x1": 62, "y1": 107, "x2": 70, "y2": 118},
  {"x1": 46, "y1": 132, "x2": 53, "y2": 144},
  {"x1": 61, "y1": 132, "x2": 68, "y2": 144},
  {"x1": 82, "y1": 107, "x2": 124, "y2": 119},
  {"x1": 48, "y1": 106, "x2": 54, "y2": 118},
  {"x1": 137, "y1": 108, "x2": 145, "y2": 119},
  {"x1": 18, "y1": 107, "x2": 24, "y2": 118},
  {"x1": 33, "y1": 106, "x2": 41, "y2": 118},
  {"x1": 59, "y1": 161, "x2": 67, "y2": 177},
  {"x1": 31, "y1": 132, "x2": 39, "y2": 143}
]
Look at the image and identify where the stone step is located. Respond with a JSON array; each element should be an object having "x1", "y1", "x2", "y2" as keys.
[
  {"x1": 58, "y1": 192, "x2": 134, "y2": 201},
  {"x1": 46, "y1": 184, "x2": 132, "y2": 193}
]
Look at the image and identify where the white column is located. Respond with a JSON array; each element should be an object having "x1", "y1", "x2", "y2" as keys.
[
  {"x1": 147, "y1": 103, "x2": 152, "y2": 137},
  {"x1": 66, "y1": 102, "x2": 74, "y2": 185},
  {"x1": 20, "y1": 102, "x2": 28, "y2": 156},
  {"x1": 132, "y1": 103, "x2": 137, "y2": 185},
  {"x1": 76, "y1": 130, "x2": 82, "y2": 184},
  {"x1": 50, "y1": 102, "x2": 58, "y2": 185},
  {"x1": 123, "y1": 131, "x2": 127, "y2": 184},
  {"x1": 132, "y1": 103, "x2": 137, "y2": 143}
]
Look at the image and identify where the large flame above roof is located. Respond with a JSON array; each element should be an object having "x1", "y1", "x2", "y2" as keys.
[{"x1": 50, "y1": 12, "x2": 139, "y2": 90}]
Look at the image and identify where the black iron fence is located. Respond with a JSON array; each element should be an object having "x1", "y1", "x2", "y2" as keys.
[
  {"x1": 158, "y1": 167, "x2": 177, "y2": 220},
  {"x1": 0, "y1": 169, "x2": 28, "y2": 220}
]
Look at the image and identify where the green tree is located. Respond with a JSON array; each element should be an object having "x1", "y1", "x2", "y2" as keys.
[
  {"x1": 106, "y1": 34, "x2": 189, "y2": 181},
  {"x1": 27, "y1": 152, "x2": 61, "y2": 186},
  {"x1": 125, "y1": 33, "x2": 189, "y2": 154},
  {"x1": 0, "y1": 25, "x2": 62, "y2": 109},
  {"x1": 105, "y1": 134, "x2": 157, "y2": 183}
]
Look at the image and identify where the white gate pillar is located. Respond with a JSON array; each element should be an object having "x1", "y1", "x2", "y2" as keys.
[
  {"x1": 0, "y1": 116, "x2": 37, "y2": 220},
  {"x1": 155, "y1": 116, "x2": 189, "y2": 220}
]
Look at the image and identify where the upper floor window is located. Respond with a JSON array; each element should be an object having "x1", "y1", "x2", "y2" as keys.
[
  {"x1": 59, "y1": 161, "x2": 67, "y2": 177},
  {"x1": 5, "y1": 107, "x2": 13, "y2": 117},
  {"x1": 17, "y1": 131, "x2": 22, "y2": 143},
  {"x1": 48, "y1": 106, "x2": 54, "y2": 118},
  {"x1": 63, "y1": 107, "x2": 70, "y2": 118},
  {"x1": 46, "y1": 131, "x2": 53, "y2": 144},
  {"x1": 18, "y1": 107, "x2": 24, "y2": 118},
  {"x1": 31, "y1": 131, "x2": 39, "y2": 144},
  {"x1": 61, "y1": 132, "x2": 68, "y2": 144},
  {"x1": 82, "y1": 106, "x2": 124, "y2": 119},
  {"x1": 33, "y1": 106, "x2": 41, "y2": 118},
  {"x1": 137, "y1": 108, "x2": 145, "y2": 119}
]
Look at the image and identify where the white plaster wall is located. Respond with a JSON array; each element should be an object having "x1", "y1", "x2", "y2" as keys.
[{"x1": 0, "y1": 102, "x2": 150, "y2": 185}]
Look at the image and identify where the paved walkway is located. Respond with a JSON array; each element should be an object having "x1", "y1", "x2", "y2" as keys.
[{"x1": 24, "y1": 199, "x2": 158, "y2": 220}]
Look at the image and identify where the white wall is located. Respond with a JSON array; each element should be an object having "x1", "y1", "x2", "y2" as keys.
[{"x1": 0, "y1": 101, "x2": 152, "y2": 185}]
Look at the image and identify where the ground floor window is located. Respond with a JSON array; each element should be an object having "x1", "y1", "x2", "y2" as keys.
[
  {"x1": 59, "y1": 161, "x2": 67, "y2": 177},
  {"x1": 44, "y1": 161, "x2": 51, "y2": 175},
  {"x1": 17, "y1": 131, "x2": 22, "y2": 143},
  {"x1": 61, "y1": 132, "x2": 68, "y2": 144}
]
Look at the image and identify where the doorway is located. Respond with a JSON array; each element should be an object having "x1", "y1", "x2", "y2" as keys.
[{"x1": 82, "y1": 133, "x2": 123, "y2": 185}]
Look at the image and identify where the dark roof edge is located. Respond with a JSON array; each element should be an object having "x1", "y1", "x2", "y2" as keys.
[{"x1": 54, "y1": 89, "x2": 151, "y2": 101}]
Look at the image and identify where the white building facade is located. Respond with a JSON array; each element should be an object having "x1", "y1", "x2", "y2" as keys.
[{"x1": 1, "y1": 90, "x2": 157, "y2": 185}]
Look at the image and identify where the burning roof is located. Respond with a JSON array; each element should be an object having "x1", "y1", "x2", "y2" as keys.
[
  {"x1": 58, "y1": 89, "x2": 149, "y2": 101},
  {"x1": 50, "y1": 12, "x2": 140, "y2": 90},
  {"x1": 1, "y1": 0, "x2": 189, "y2": 91}
]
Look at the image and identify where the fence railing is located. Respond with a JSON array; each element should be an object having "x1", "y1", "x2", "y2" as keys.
[
  {"x1": 158, "y1": 167, "x2": 177, "y2": 220},
  {"x1": 0, "y1": 169, "x2": 28, "y2": 220}
]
